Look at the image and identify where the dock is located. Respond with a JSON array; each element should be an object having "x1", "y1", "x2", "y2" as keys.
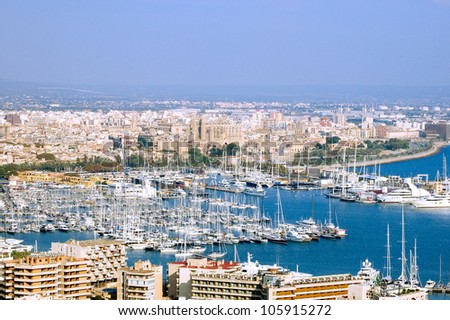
[
  {"x1": 204, "y1": 186, "x2": 243, "y2": 194},
  {"x1": 429, "y1": 287, "x2": 450, "y2": 294}
]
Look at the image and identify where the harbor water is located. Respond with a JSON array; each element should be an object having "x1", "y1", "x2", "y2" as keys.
[{"x1": 3, "y1": 147, "x2": 450, "y2": 300}]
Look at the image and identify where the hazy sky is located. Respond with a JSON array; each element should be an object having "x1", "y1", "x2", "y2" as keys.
[{"x1": 1, "y1": 0, "x2": 450, "y2": 87}]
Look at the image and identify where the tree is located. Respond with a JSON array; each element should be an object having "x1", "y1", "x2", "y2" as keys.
[
  {"x1": 0, "y1": 164, "x2": 20, "y2": 179},
  {"x1": 12, "y1": 250, "x2": 32, "y2": 259},
  {"x1": 225, "y1": 143, "x2": 240, "y2": 156},
  {"x1": 326, "y1": 136, "x2": 341, "y2": 145},
  {"x1": 137, "y1": 135, "x2": 153, "y2": 149},
  {"x1": 36, "y1": 153, "x2": 56, "y2": 161},
  {"x1": 384, "y1": 138, "x2": 409, "y2": 151},
  {"x1": 188, "y1": 148, "x2": 206, "y2": 166},
  {"x1": 315, "y1": 143, "x2": 325, "y2": 150},
  {"x1": 209, "y1": 146, "x2": 223, "y2": 158},
  {"x1": 127, "y1": 154, "x2": 144, "y2": 167}
]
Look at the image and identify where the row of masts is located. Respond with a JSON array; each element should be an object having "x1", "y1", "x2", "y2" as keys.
[
  {"x1": 383, "y1": 204, "x2": 421, "y2": 287},
  {"x1": 0, "y1": 178, "x2": 347, "y2": 253}
]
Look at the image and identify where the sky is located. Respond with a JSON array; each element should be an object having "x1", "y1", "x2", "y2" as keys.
[{"x1": 1, "y1": 0, "x2": 450, "y2": 88}]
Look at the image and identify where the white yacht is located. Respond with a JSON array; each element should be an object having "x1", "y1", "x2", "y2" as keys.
[
  {"x1": 377, "y1": 178, "x2": 430, "y2": 204},
  {"x1": 357, "y1": 259, "x2": 381, "y2": 285},
  {"x1": 425, "y1": 279, "x2": 436, "y2": 289},
  {"x1": 412, "y1": 193, "x2": 450, "y2": 208},
  {"x1": 243, "y1": 184, "x2": 266, "y2": 197},
  {"x1": 286, "y1": 230, "x2": 311, "y2": 242}
]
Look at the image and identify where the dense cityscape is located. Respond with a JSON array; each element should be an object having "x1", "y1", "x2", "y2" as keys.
[
  {"x1": 1, "y1": 88, "x2": 450, "y2": 301},
  {"x1": 1, "y1": 91, "x2": 450, "y2": 171}
]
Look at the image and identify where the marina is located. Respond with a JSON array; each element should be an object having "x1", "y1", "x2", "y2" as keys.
[{"x1": 1, "y1": 147, "x2": 450, "y2": 300}]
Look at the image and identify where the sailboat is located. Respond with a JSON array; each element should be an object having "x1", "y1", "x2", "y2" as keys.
[
  {"x1": 425, "y1": 255, "x2": 444, "y2": 290},
  {"x1": 208, "y1": 240, "x2": 227, "y2": 259},
  {"x1": 266, "y1": 188, "x2": 288, "y2": 244},
  {"x1": 175, "y1": 235, "x2": 194, "y2": 259},
  {"x1": 409, "y1": 239, "x2": 421, "y2": 287},
  {"x1": 321, "y1": 197, "x2": 347, "y2": 239},
  {"x1": 297, "y1": 193, "x2": 320, "y2": 240}
]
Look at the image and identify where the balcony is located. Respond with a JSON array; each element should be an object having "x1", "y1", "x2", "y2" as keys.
[
  {"x1": 14, "y1": 282, "x2": 59, "y2": 289},
  {"x1": 16, "y1": 264, "x2": 59, "y2": 270},
  {"x1": 15, "y1": 270, "x2": 59, "y2": 277},
  {"x1": 14, "y1": 277, "x2": 60, "y2": 283},
  {"x1": 62, "y1": 273, "x2": 90, "y2": 279},
  {"x1": 14, "y1": 288, "x2": 59, "y2": 296},
  {"x1": 62, "y1": 267, "x2": 89, "y2": 273},
  {"x1": 63, "y1": 279, "x2": 91, "y2": 286},
  {"x1": 64, "y1": 292, "x2": 92, "y2": 299},
  {"x1": 62, "y1": 285, "x2": 92, "y2": 292}
]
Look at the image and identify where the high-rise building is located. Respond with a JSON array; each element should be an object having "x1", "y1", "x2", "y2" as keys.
[
  {"x1": 0, "y1": 254, "x2": 91, "y2": 300},
  {"x1": 51, "y1": 239, "x2": 127, "y2": 288},
  {"x1": 117, "y1": 260, "x2": 163, "y2": 300},
  {"x1": 168, "y1": 254, "x2": 365, "y2": 300}
]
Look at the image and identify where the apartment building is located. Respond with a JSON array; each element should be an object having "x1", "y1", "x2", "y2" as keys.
[
  {"x1": 191, "y1": 271, "x2": 264, "y2": 300},
  {"x1": 51, "y1": 239, "x2": 127, "y2": 288},
  {"x1": 265, "y1": 273, "x2": 364, "y2": 300},
  {"x1": 0, "y1": 254, "x2": 91, "y2": 300},
  {"x1": 167, "y1": 257, "x2": 241, "y2": 299},
  {"x1": 168, "y1": 254, "x2": 364, "y2": 300},
  {"x1": 117, "y1": 260, "x2": 163, "y2": 300}
]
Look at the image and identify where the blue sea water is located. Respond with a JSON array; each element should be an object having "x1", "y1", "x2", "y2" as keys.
[
  {"x1": 4, "y1": 147, "x2": 450, "y2": 300},
  {"x1": 364, "y1": 145, "x2": 450, "y2": 179}
]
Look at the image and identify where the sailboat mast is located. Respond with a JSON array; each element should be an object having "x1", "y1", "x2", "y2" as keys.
[
  {"x1": 398, "y1": 205, "x2": 408, "y2": 283},
  {"x1": 385, "y1": 224, "x2": 392, "y2": 279},
  {"x1": 328, "y1": 195, "x2": 332, "y2": 223},
  {"x1": 409, "y1": 238, "x2": 419, "y2": 286},
  {"x1": 311, "y1": 193, "x2": 315, "y2": 220},
  {"x1": 233, "y1": 244, "x2": 240, "y2": 263},
  {"x1": 443, "y1": 154, "x2": 447, "y2": 180}
]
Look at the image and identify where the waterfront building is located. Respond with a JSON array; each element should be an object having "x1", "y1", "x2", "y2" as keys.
[
  {"x1": 168, "y1": 254, "x2": 364, "y2": 300},
  {"x1": 0, "y1": 254, "x2": 91, "y2": 300},
  {"x1": 16, "y1": 171, "x2": 96, "y2": 187},
  {"x1": 167, "y1": 257, "x2": 241, "y2": 299},
  {"x1": 117, "y1": 260, "x2": 163, "y2": 300},
  {"x1": 190, "y1": 260, "x2": 266, "y2": 300},
  {"x1": 385, "y1": 128, "x2": 420, "y2": 139},
  {"x1": 265, "y1": 273, "x2": 364, "y2": 300},
  {"x1": 425, "y1": 122, "x2": 450, "y2": 140},
  {"x1": 51, "y1": 239, "x2": 127, "y2": 288}
]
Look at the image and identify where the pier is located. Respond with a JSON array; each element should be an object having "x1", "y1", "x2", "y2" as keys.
[
  {"x1": 429, "y1": 286, "x2": 450, "y2": 294},
  {"x1": 204, "y1": 185, "x2": 244, "y2": 193}
]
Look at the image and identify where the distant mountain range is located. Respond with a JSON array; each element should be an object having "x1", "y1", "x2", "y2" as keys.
[{"x1": 1, "y1": 79, "x2": 449, "y2": 104}]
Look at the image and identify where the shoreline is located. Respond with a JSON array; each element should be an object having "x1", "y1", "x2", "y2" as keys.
[{"x1": 321, "y1": 140, "x2": 449, "y2": 169}]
